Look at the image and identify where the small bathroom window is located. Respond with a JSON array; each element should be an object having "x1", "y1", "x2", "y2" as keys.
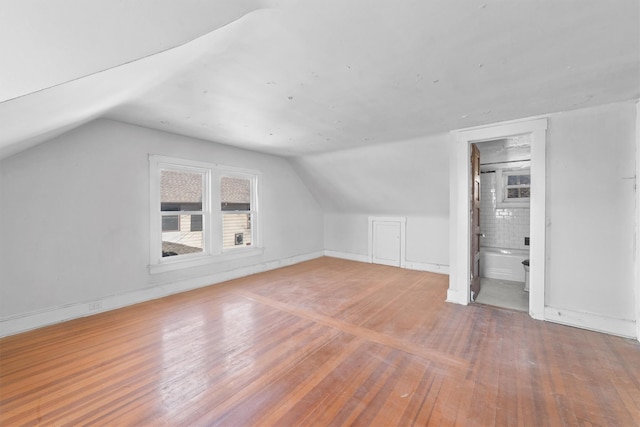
[{"x1": 497, "y1": 169, "x2": 531, "y2": 207}]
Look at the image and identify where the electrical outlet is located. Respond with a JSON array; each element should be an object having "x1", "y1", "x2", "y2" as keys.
[
  {"x1": 524, "y1": 237, "x2": 530, "y2": 246},
  {"x1": 88, "y1": 301, "x2": 102, "y2": 311}
]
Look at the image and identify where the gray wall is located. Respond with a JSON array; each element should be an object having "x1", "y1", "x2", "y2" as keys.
[{"x1": 0, "y1": 119, "x2": 324, "y2": 319}]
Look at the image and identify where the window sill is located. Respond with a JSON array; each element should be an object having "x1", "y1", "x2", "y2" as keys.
[
  {"x1": 149, "y1": 247, "x2": 264, "y2": 274},
  {"x1": 496, "y1": 201, "x2": 530, "y2": 209}
]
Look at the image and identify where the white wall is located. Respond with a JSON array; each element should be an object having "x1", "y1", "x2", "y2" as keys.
[
  {"x1": 545, "y1": 102, "x2": 637, "y2": 331},
  {"x1": 636, "y1": 101, "x2": 640, "y2": 341},
  {"x1": 324, "y1": 213, "x2": 369, "y2": 261},
  {"x1": 294, "y1": 133, "x2": 450, "y2": 272},
  {"x1": 323, "y1": 213, "x2": 448, "y2": 269},
  {"x1": 0, "y1": 119, "x2": 324, "y2": 333},
  {"x1": 450, "y1": 102, "x2": 637, "y2": 337}
]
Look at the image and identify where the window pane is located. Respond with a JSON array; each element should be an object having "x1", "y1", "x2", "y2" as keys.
[
  {"x1": 161, "y1": 170, "x2": 203, "y2": 211},
  {"x1": 519, "y1": 175, "x2": 531, "y2": 185},
  {"x1": 160, "y1": 169, "x2": 205, "y2": 257},
  {"x1": 162, "y1": 214, "x2": 203, "y2": 257},
  {"x1": 161, "y1": 203, "x2": 181, "y2": 212},
  {"x1": 507, "y1": 175, "x2": 519, "y2": 186},
  {"x1": 507, "y1": 188, "x2": 531, "y2": 199},
  {"x1": 223, "y1": 213, "x2": 252, "y2": 248},
  {"x1": 507, "y1": 188, "x2": 520, "y2": 199},
  {"x1": 162, "y1": 215, "x2": 179, "y2": 232},
  {"x1": 221, "y1": 177, "x2": 251, "y2": 211},
  {"x1": 190, "y1": 214, "x2": 203, "y2": 232}
]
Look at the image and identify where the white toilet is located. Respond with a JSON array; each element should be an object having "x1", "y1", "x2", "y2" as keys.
[{"x1": 522, "y1": 259, "x2": 530, "y2": 292}]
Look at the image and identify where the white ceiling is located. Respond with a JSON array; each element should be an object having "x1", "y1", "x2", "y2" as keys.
[
  {"x1": 0, "y1": 0, "x2": 266, "y2": 102},
  {"x1": 477, "y1": 135, "x2": 531, "y2": 166},
  {"x1": 1, "y1": 0, "x2": 638, "y2": 159}
]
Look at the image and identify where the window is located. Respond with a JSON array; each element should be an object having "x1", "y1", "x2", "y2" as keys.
[
  {"x1": 221, "y1": 176, "x2": 255, "y2": 249},
  {"x1": 504, "y1": 170, "x2": 530, "y2": 200},
  {"x1": 497, "y1": 169, "x2": 531, "y2": 207},
  {"x1": 159, "y1": 167, "x2": 208, "y2": 259},
  {"x1": 149, "y1": 156, "x2": 261, "y2": 273}
]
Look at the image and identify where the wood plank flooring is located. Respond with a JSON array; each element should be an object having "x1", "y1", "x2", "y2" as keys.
[{"x1": 1, "y1": 257, "x2": 639, "y2": 426}]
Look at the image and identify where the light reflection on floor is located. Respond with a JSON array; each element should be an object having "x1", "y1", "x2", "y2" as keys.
[
  {"x1": 221, "y1": 300, "x2": 256, "y2": 371},
  {"x1": 156, "y1": 299, "x2": 258, "y2": 420},
  {"x1": 160, "y1": 311, "x2": 207, "y2": 417}
]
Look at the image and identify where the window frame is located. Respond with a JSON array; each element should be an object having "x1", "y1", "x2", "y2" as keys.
[
  {"x1": 150, "y1": 156, "x2": 212, "y2": 272},
  {"x1": 496, "y1": 168, "x2": 531, "y2": 208},
  {"x1": 149, "y1": 156, "x2": 262, "y2": 274},
  {"x1": 219, "y1": 169, "x2": 259, "y2": 252}
]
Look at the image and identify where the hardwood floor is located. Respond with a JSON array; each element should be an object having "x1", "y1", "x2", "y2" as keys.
[{"x1": 1, "y1": 257, "x2": 639, "y2": 426}]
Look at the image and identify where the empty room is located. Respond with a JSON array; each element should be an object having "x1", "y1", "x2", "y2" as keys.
[{"x1": 1, "y1": 1, "x2": 639, "y2": 425}]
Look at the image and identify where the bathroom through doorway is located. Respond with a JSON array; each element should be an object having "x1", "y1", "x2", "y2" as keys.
[
  {"x1": 448, "y1": 118, "x2": 547, "y2": 320},
  {"x1": 472, "y1": 136, "x2": 532, "y2": 312}
]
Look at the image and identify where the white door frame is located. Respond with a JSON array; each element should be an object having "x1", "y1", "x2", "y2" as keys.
[
  {"x1": 368, "y1": 216, "x2": 406, "y2": 268},
  {"x1": 448, "y1": 118, "x2": 547, "y2": 320},
  {"x1": 636, "y1": 101, "x2": 640, "y2": 342}
]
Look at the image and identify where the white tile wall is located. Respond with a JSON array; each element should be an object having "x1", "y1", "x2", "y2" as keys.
[{"x1": 480, "y1": 172, "x2": 530, "y2": 250}]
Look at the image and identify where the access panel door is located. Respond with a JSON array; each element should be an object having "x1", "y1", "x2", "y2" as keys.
[{"x1": 371, "y1": 220, "x2": 401, "y2": 267}]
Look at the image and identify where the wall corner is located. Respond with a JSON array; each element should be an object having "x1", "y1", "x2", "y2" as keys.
[{"x1": 635, "y1": 100, "x2": 640, "y2": 341}]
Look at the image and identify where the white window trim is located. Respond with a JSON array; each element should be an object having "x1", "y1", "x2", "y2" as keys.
[
  {"x1": 496, "y1": 168, "x2": 531, "y2": 208},
  {"x1": 149, "y1": 156, "x2": 263, "y2": 274},
  {"x1": 217, "y1": 166, "x2": 262, "y2": 253}
]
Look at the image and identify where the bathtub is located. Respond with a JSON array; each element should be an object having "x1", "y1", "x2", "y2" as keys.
[{"x1": 480, "y1": 247, "x2": 529, "y2": 282}]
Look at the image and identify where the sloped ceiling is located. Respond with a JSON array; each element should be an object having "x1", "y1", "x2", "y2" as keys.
[
  {"x1": 0, "y1": 0, "x2": 638, "y2": 159},
  {"x1": 291, "y1": 133, "x2": 451, "y2": 215},
  {"x1": 0, "y1": 0, "x2": 265, "y2": 101}
]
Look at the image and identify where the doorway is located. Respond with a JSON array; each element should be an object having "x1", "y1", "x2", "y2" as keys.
[
  {"x1": 472, "y1": 136, "x2": 532, "y2": 312},
  {"x1": 448, "y1": 118, "x2": 547, "y2": 320}
]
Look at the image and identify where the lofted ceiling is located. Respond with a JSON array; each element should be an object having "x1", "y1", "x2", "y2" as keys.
[{"x1": 0, "y1": 0, "x2": 638, "y2": 159}]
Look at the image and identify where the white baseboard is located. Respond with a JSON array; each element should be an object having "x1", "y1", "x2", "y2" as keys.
[
  {"x1": 446, "y1": 288, "x2": 468, "y2": 305},
  {"x1": 0, "y1": 251, "x2": 324, "y2": 338},
  {"x1": 324, "y1": 250, "x2": 370, "y2": 263},
  {"x1": 544, "y1": 306, "x2": 636, "y2": 339},
  {"x1": 324, "y1": 251, "x2": 451, "y2": 277},
  {"x1": 405, "y1": 261, "x2": 449, "y2": 275}
]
